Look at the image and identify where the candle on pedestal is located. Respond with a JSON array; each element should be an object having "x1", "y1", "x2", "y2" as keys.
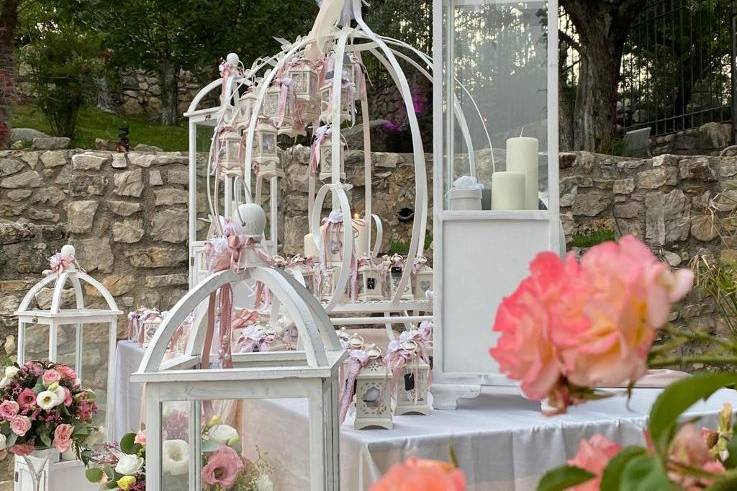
[
  {"x1": 491, "y1": 171, "x2": 525, "y2": 210},
  {"x1": 304, "y1": 233, "x2": 319, "y2": 259},
  {"x1": 506, "y1": 137, "x2": 539, "y2": 210}
]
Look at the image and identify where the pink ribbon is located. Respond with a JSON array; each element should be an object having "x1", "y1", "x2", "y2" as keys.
[
  {"x1": 339, "y1": 349, "x2": 369, "y2": 423},
  {"x1": 48, "y1": 253, "x2": 74, "y2": 276},
  {"x1": 275, "y1": 77, "x2": 294, "y2": 127},
  {"x1": 310, "y1": 125, "x2": 330, "y2": 176},
  {"x1": 384, "y1": 342, "x2": 415, "y2": 397}
]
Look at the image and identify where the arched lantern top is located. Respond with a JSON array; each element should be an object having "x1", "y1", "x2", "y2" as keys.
[{"x1": 15, "y1": 245, "x2": 121, "y2": 319}]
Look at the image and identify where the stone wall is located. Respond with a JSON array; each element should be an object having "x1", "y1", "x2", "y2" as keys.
[
  {"x1": 117, "y1": 69, "x2": 203, "y2": 120},
  {"x1": 650, "y1": 122, "x2": 733, "y2": 156}
]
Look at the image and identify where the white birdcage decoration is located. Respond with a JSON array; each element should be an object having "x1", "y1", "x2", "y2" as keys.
[
  {"x1": 412, "y1": 257, "x2": 433, "y2": 300},
  {"x1": 393, "y1": 340, "x2": 430, "y2": 416},
  {"x1": 15, "y1": 244, "x2": 120, "y2": 438},
  {"x1": 217, "y1": 128, "x2": 243, "y2": 176},
  {"x1": 132, "y1": 204, "x2": 345, "y2": 491},
  {"x1": 357, "y1": 258, "x2": 382, "y2": 302},
  {"x1": 318, "y1": 133, "x2": 346, "y2": 181},
  {"x1": 354, "y1": 345, "x2": 393, "y2": 430}
]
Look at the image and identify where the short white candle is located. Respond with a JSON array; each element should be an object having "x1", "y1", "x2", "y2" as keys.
[
  {"x1": 506, "y1": 137, "x2": 539, "y2": 210},
  {"x1": 304, "y1": 233, "x2": 319, "y2": 259},
  {"x1": 491, "y1": 172, "x2": 525, "y2": 210}
]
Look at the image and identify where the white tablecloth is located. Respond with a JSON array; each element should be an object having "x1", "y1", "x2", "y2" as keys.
[
  {"x1": 112, "y1": 341, "x2": 145, "y2": 441},
  {"x1": 112, "y1": 345, "x2": 736, "y2": 490}
]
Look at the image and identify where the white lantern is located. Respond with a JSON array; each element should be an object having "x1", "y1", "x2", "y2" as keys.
[
  {"x1": 412, "y1": 258, "x2": 434, "y2": 300},
  {"x1": 318, "y1": 266, "x2": 340, "y2": 302},
  {"x1": 318, "y1": 133, "x2": 346, "y2": 181},
  {"x1": 133, "y1": 204, "x2": 345, "y2": 491},
  {"x1": 357, "y1": 259, "x2": 382, "y2": 302},
  {"x1": 288, "y1": 59, "x2": 319, "y2": 102},
  {"x1": 388, "y1": 254, "x2": 414, "y2": 301},
  {"x1": 261, "y1": 84, "x2": 281, "y2": 121},
  {"x1": 142, "y1": 312, "x2": 163, "y2": 348},
  {"x1": 319, "y1": 83, "x2": 353, "y2": 124},
  {"x1": 217, "y1": 128, "x2": 242, "y2": 177},
  {"x1": 394, "y1": 341, "x2": 431, "y2": 416},
  {"x1": 253, "y1": 120, "x2": 280, "y2": 176},
  {"x1": 15, "y1": 244, "x2": 121, "y2": 438},
  {"x1": 354, "y1": 345, "x2": 393, "y2": 430},
  {"x1": 237, "y1": 89, "x2": 258, "y2": 128}
]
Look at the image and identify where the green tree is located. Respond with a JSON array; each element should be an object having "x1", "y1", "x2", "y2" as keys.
[{"x1": 0, "y1": 0, "x2": 20, "y2": 147}]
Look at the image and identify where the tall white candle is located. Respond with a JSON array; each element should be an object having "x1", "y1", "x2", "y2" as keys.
[
  {"x1": 506, "y1": 137, "x2": 539, "y2": 210},
  {"x1": 491, "y1": 172, "x2": 525, "y2": 210},
  {"x1": 352, "y1": 216, "x2": 369, "y2": 258},
  {"x1": 304, "y1": 233, "x2": 319, "y2": 259}
]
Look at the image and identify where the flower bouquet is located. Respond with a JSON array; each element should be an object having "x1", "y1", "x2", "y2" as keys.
[
  {"x1": 0, "y1": 360, "x2": 99, "y2": 490},
  {"x1": 85, "y1": 431, "x2": 146, "y2": 491},
  {"x1": 490, "y1": 235, "x2": 694, "y2": 413}
]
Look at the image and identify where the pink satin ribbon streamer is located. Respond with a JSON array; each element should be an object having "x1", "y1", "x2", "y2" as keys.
[
  {"x1": 339, "y1": 349, "x2": 369, "y2": 423},
  {"x1": 310, "y1": 125, "x2": 331, "y2": 176}
]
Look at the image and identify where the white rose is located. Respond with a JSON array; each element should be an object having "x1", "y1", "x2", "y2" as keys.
[
  {"x1": 0, "y1": 433, "x2": 7, "y2": 451},
  {"x1": 115, "y1": 452, "x2": 144, "y2": 475},
  {"x1": 207, "y1": 424, "x2": 239, "y2": 445},
  {"x1": 162, "y1": 440, "x2": 188, "y2": 476},
  {"x1": 255, "y1": 474, "x2": 273, "y2": 491},
  {"x1": 36, "y1": 390, "x2": 61, "y2": 410},
  {"x1": 4, "y1": 366, "x2": 18, "y2": 378}
]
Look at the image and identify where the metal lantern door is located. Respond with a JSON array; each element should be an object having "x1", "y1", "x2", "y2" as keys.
[{"x1": 432, "y1": 0, "x2": 560, "y2": 408}]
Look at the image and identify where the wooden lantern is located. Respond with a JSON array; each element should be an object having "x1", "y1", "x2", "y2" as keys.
[
  {"x1": 394, "y1": 340, "x2": 431, "y2": 416},
  {"x1": 354, "y1": 345, "x2": 393, "y2": 430}
]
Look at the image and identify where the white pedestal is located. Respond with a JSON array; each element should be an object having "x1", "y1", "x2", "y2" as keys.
[{"x1": 14, "y1": 451, "x2": 97, "y2": 491}]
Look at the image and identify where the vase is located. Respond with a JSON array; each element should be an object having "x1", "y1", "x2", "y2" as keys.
[{"x1": 15, "y1": 449, "x2": 59, "y2": 491}]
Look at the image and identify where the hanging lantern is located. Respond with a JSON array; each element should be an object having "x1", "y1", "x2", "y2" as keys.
[
  {"x1": 217, "y1": 128, "x2": 243, "y2": 176},
  {"x1": 394, "y1": 340, "x2": 431, "y2": 416},
  {"x1": 318, "y1": 132, "x2": 346, "y2": 181},
  {"x1": 388, "y1": 254, "x2": 414, "y2": 301},
  {"x1": 354, "y1": 344, "x2": 393, "y2": 430},
  {"x1": 238, "y1": 88, "x2": 258, "y2": 129},
  {"x1": 412, "y1": 257, "x2": 434, "y2": 300},
  {"x1": 288, "y1": 59, "x2": 319, "y2": 102},
  {"x1": 319, "y1": 83, "x2": 353, "y2": 124},
  {"x1": 262, "y1": 85, "x2": 281, "y2": 121},
  {"x1": 253, "y1": 120, "x2": 279, "y2": 174},
  {"x1": 357, "y1": 258, "x2": 382, "y2": 302}
]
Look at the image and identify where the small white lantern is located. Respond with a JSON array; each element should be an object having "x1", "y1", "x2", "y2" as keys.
[
  {"x1": 142, "y1": 311, "x2": 163, "y2": 348},
  {"x1": 288, "y1": 59, "x2": 320, "y2": 101},
  {"x1": 319, "y1": 83, "x2": 353, "y2": 124},
  {"x1": 261, "y1": 85, "x2": 281, "y2": 121},
  {"x1": 394, "y1": 340, "x2": 431, "y2": 416},
  {"x1": 319, "y1": 266, "x2": 340, "y2": 302},
  {"x1": 318, "y1": 134, "x2": 346, "y2": 181},
  {"x1": 357, "y1": 259, "x2": 382, "y2": 302},
  {"x1": 412, "y1": 257, "x2": 434, "y2": 300},
  {"x1": 354, "y1": 345, "x2": 393, "y2": 430},
  {"x1": 15, "y1": 244, "x2": 121, "y2": 438},
  {"x1": 237, "y1": 89, "x2": 258, "y2": 128},
  {"x1": 217, "y1": 128, "x2": 243, "y2": 177},
  {"x1": 253, "y1": 120, "x2": 280, "y2": 175},
  {"x1": 388, "y1": 254, "x2": 414, "y2": 301}
]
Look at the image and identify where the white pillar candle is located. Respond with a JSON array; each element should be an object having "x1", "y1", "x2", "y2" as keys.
[
  {"x1": 506, "y1": 137, "x2": 539, "y2": 210},
  {"x1": 491, "y1": 171, "x2": 525, "y2": 210},
  {"x1": 304, "y1": 233, "x2": 319, "y2": 259},
  {"x1": 352, "y1": 216, "x2": 369, "y2": 258}
]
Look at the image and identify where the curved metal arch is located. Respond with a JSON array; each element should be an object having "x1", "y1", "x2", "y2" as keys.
[{"x1": 139, "y1": 267, "x2": 333, "y2": 373}]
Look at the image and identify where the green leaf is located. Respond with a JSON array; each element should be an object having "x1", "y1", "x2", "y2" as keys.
[
  {"x1": 536, "y1": 466, "x2": 595, "y2": 491},
  {"x1": 649, "y1": 373, "x2": 737, "y2": 456},
  {"x1": 120, "y1": 432, "x2": 141, "y2": 454},
  {"x1": 39, "y1": 429, "x2": 52, "y2": 448},
  {"x1": 620, "y1": 455, "x2": 673, "y2": 491},
  {"x1": 600, "y1": 446, "x2": 647, "y2": 491},
  {"x1": 705, "y1": 471, "x2": 737, "y2": 490},
  {"x1": 725, "y1": 423, "x2": 737, "y2": 469},
  {"x1": 85, "y1": 467, "x2": 104, "y2": 483}
]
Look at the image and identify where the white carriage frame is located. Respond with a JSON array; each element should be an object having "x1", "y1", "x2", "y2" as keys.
[
  {"x1": 132, "y1": 266, "x2": 345, "y2": 491},
  {"x1": 15, "y1": 270, "x2": 122, "y2": 437},
  {"x1": 184, "y1": 0, "x2": 492, "y2": 336}
]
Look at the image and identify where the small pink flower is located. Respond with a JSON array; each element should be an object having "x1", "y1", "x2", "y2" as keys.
[
  {"x1": 0, "y1": 400, "x2": 19, "y2": 419},
  {"x1": 10, "y1": 415, "x2": 31, "y2": 437},
  {"x1": 134, "y1": 431, "x2": 146, "y2": 445},
  {"x1": 567, "y1": 435, "x2": 622, "y2": 491},
  {"x1": 42, "y1": 370, "x2": 61, "y2": 386},
  {"x1": 61, "y1": 387, "x2": 72, "y2": 407},
  {"x1": 16, "y1": 389, "x2": 37, "y2": 411},
  {"x1": 201, "y1": 444, "x2": 244, "y2": 489},
  {"x1": 55, "y1": 364, "x2": 77, "y2": 383},
  {"x1": 10, "y1": 442, "x2": 35, "y2": 456},
  {"x1": 52, "y1": 423, "x2": 73, "y2": 453},
  {"x1": 669, "y1": 424, "x2": 725, "y2": 489}
]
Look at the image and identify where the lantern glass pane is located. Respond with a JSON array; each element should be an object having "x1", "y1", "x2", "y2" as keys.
[
  {"x1": 442, "y1": 0, "x2": 550, "y2": 210},
  {"x1": 80, "y1": 321, "x2": 111, "y2": 427},
  {"x1": 21, "y1": 322, "x2": 49, "y2": 364},
  {"x1": 293, "y1": 71, "x2": 308, "y2": 95},
  {"x1": 195, "y1": 121, "x2": 218, "y2": 241},
  {"x1": 161, "y1": 401, "x2": 191, "y2": 491},
  {"x1": 262, "y1": 133, "x2": 276, "y2": 156},
  {"x1": 55, "y1": 323, "x2": 78, "y2": 371},
  {"x1": 263, "y1": 93, "x2": 279, "y2": 117}
]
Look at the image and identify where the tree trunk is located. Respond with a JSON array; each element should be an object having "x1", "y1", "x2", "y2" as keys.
[
  {"x1": 562, "y1": 0, "x2": 647, "y2": 152},
  {"x1": 159, "y1": 58, "x2": 178, "y2": 126},
  {"x1": 0, "y1": 0, "x2": 19, "y2": 148}
]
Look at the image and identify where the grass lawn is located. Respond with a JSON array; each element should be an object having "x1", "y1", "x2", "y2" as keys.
[{"x1": 11, "y1": 103, "x2": 188, "y2": 151}]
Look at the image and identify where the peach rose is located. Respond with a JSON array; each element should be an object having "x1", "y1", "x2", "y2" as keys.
[
  {"x1": 567, "y1": 435, "x2": 622, "y2": 491},
  {"x1": 42, "y1": 369, "x2": 61, "y2": 386},
  {"x1": 56, "y1": 364, "x2": 77, "y2": 383},
  {"x1": 491, "y1": 253, "x2": 586, "y2": 400},
  {"x1": 134, "y1": 431, "x2": 146, "y2": 445},
  {"x1": 555, "y1": 236, "x2": 693, "y2": 388},
  {"x1": 371, "y1": 457, "x2": 466, "y2": 491},
  {"x1": 53, "y1": 423, "x2": 73, "y2": 453},
  {"x1": 0, "y1": 400, "x2": 19, "y2": 419}
]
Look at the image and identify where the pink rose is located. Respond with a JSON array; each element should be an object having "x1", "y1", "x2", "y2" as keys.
[
  {"x1": 134, "y1": 431, "x2": 146, "y2": 445},
  {"x1": 61, "y1": 387, "x2": 72, "y2": 407},
  {"x1": 24, "y1": 362, "x2": 43, "y2": 377},
  {"x1": 0, "y1": 400, "x2": 19, "y2": 419},
  {"x1": 669, "y1": 424, "x2": 725, "y2": 489},
  {"x1": 490, "y1": 253, "x2": 586, "y2": 400},
  {"x1": 201, "y1": 445, "x2": 244, "y2": 489},
  {"x1": 42, "y1": 370, "x2": 61, "y2": 386},
  {"x1": 52, "y1": 424, "x2": 73, "y2": 453},
  {"x1": 55, "y1": 365, "x2": 77, "y2": 383},
  {"x1": 10, "y1": 442, "x2": 35, "y2": 456},
  {"x1": 567, "y1": 435, "x2": 622, "y2": 491},
  {"x1": 555, "y1": 236, "x2": 693, "y2": 388},
  {"x1": 16, "y1": 389, "x2": 37, "y2": 411},
  {"x1": 10, "y1": 415, "x2": 31, "y2": 437}
]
